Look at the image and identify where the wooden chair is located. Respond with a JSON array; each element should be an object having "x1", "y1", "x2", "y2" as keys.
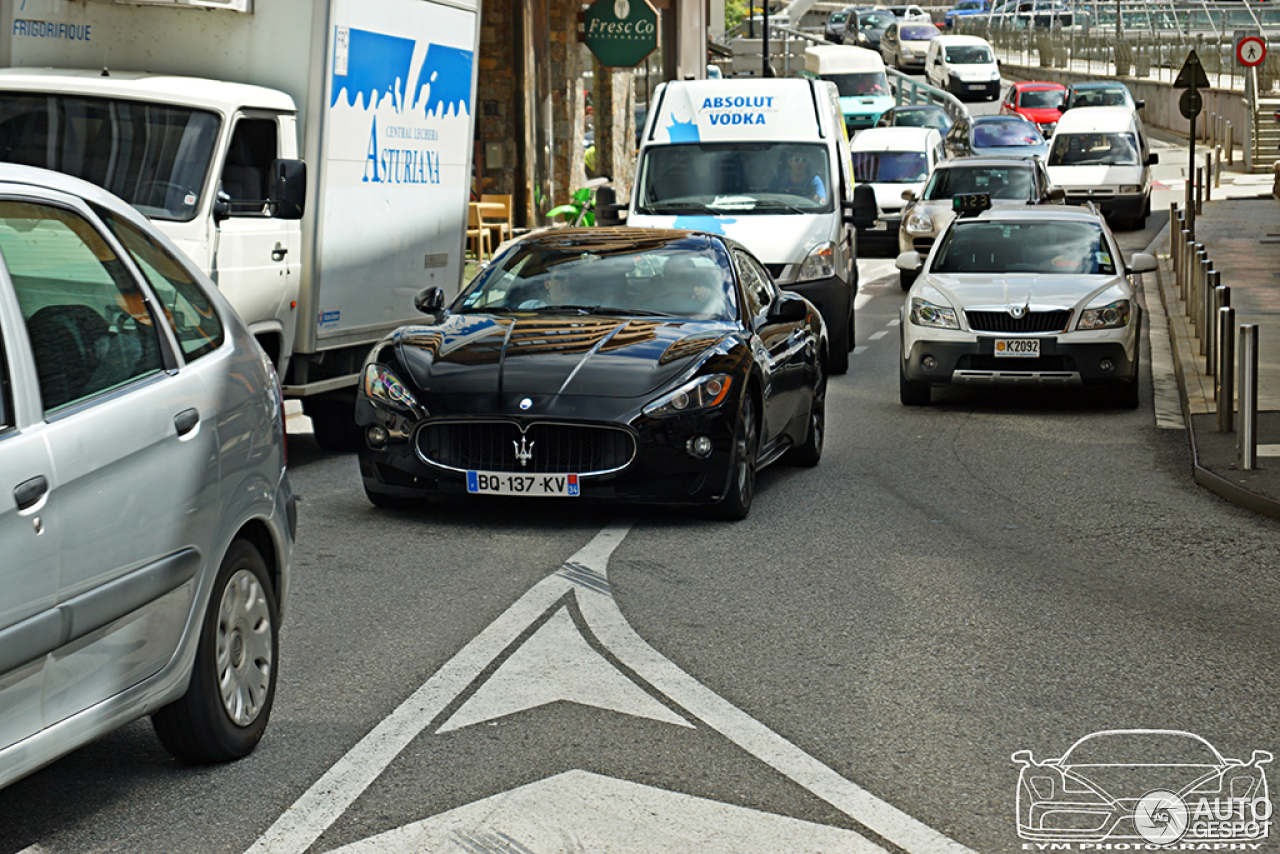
[
  {"x1": 480, "y1": 194, "x2": 513, "y2": 246},
  {"x1": 466, "y1": 203, "x2": 491, "y2": 262}
]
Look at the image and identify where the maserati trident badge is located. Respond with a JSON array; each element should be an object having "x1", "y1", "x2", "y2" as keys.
[{"x1": 513, "y1": 436, "x2": 535, "y2": 468}]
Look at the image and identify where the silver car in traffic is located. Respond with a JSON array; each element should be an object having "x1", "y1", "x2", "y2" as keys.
[{"x1": 0, "y1": 165, "x2": 295, "y2": 789}]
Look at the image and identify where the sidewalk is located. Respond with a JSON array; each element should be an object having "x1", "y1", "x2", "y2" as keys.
[{"x1": 1151, "y1": 165, "x2": 1280, "y2": 520}]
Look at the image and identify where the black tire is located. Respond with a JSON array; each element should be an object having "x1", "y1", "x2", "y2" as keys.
[
  {"x1": 1109, "y1": 379, "x2": 1140, "y2": 409},
  {"x1": 152, "y1": 540, "x2": 278, "y2": 765},
  {"x1": 900, "y1": 269, "x2": 918, "y2": 291},
  {"x1": 900, "y1": 361, "x2": 931, "y2": 405},
  {"x1": 305, "y1": 399, "x2": 362, "y2": 453},
  {"x1": 708, "y1": 393, "x2": 759, "y2": 520},
  {"x1": 784, "y1": 360, "x2": 825, "y2": 467},
  {"x1": 829, "y1": 316, "x2": 851, "y2": 375}
]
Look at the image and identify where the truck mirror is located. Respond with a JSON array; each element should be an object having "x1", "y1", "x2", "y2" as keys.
[
  {"x1": 844, "y1": 183, "x2": 878, "y2": 229},
  {"x1": 268, "y1": 158, "x2": 307, "y2": 220}
]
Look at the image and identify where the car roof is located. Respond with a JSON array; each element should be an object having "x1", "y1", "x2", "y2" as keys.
[
  {"x1": 957, "y1": 206, "x2": 1104, "y2": 225},
  {"x1": 972, "y1": 114, "x2": 1034, "y2": 124},
  {"x1": 935, "y1": 155, "x2": 1039, "y2": 168},
  {"x1": 514, "y1": 227, "x2": 736, "y2": 254},
  {"x1": 850, "y1": 126, "x2": 940, "y2": 149},
  {"x1": 1053, "y1": 106, "x2": 1139, "y2": 132},
  {"x1": 888, "y1": 104, "x2": 946, "y2": 112},
  {"x1": 1013, "y1": 80, "x2": 1066, "y2": 90},
  {"x1": 933, "y1": 34, "x2": 990, "y2": 45},
  {"x1": 1070, "y1": 80, "x2": 1130, "y2": 90}
]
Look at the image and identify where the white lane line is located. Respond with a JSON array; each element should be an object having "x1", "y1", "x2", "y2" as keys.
[
  {"x1": 869, "y1": 331, "x2": 888, "y2": 340},
  {"x1": 853, "y1": 345, "x2": 870, "y2": 355},
  {"x1": 247, "y1": 523, "x2": 976, "y2": 854},
  {"x1": 244, "y1": 526, "x2": 632, "y2": 854}
]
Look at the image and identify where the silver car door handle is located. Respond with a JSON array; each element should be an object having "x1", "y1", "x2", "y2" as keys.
[
  {"x1": 174, "y1": 408, "x2": 199, "y2": 436},
  {"x1": 14, "y1": 475, "x2": 48, "y2": 511},
  {"x1": 272, "y1": 244, "x2": 288, "y2": 262}
]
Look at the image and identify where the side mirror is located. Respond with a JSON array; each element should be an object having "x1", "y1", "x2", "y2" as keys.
[
  {"x1": 1046, "y1": 186, "x2": 1066, "y2": 201},
  {"x1": 1127, "y1": 252, "x2": 1158, "y2": 274},
  {"x1": 213, "y1": 190, "x2": 231, "y2": 224},
  {"x1": 1011, "y1": 749, "x2": 1035, "y2": 767},
  {"x1": 1147, "y1": 152, "x2": 1159, "y2": 166},
  {"x1": 846, "y1": 183, "x2": 879, "y2": 228},
  {"x1": 895, "y1": 251, "x2": 922, "y2": 272},
  {"x1": 901, "y1": 189, "x2": 917, "y2": 202},
  {"x1": 268, "y1": 158, "x2": 307, "y2": 220},
  {"x1": 414, "y1": 286, "x2": 446, "y2": 315},
  {"x1": 768, "y1": 295, "x2": 809, "y2": 323},
  {"x1": 1251, "y1": 750, "x2": 1274, "y2": 767},
  {"x1": 1135, "y1": 99, "x2": 1145, "y2": 110}
]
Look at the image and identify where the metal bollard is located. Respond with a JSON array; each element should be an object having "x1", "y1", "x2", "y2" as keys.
[
  {"x1": 1195, "y1": 249, "x2": 1209, "y2": 345},
  {"x1": 1195, "y1": 166, "x2": 1204, "y2": 215},
  {"x1": 1204, "y1": 152, "x2": 1213, "y2": 202},
  {"x1": 1171, "y1": 206, "x2": 1182, "y2": 276},
  {"x1": 1182, "y1": 233, "x2": 1194, "y2": 302},
  {"x1": 1206, "y1": 272, "x2": 1222, "y2": 376},
  {"x1": 1238, "y1": 324, "x2": 1259, "y2": 470},
  {"x1": 1218, "y1": 306, "x2": 1235, "y2": 433},
  {"x1": 1186, "y1": 185, "x2": 1195, "y2": 239},
  {"x1": 1209, "y1": 112, "x2": 1216, "y2": 148},
  {"x1": 1214, "y1": 145, "x2": 1222, "y2": 189},
  {"x1": 1210, "y1": 280, "x2": 1228, "y2": 382},
  {"x1": 1226, "y1": 122, "x2": 1233, "y2": 166}
]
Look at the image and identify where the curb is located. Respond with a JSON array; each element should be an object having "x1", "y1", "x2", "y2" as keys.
[{"x1": 1149, "y1": 221, "x2": 1280, "y2": 521}]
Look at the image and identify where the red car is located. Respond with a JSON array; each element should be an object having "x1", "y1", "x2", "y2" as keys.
[{"x1": 1000, "y1": 81, "x2": 1067, "y2": 138}]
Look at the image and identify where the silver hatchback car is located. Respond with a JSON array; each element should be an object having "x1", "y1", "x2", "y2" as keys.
[{"x1": 0, "y1": 165, "x2": 295, "y2": 789}]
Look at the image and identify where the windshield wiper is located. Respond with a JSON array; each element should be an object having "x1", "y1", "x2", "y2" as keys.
[
  {"x1": 750, "y1": 199, "x2": 809, "y2": 214},
  {"x1": 526, "y1": 304, "x2": 669, "y2": 317},
  {"x1": 641, "y1": 201, "x2": 723, "y2": 215}
]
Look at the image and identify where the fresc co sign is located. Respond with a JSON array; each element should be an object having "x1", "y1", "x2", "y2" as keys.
[{"x1": 584, "y1": 0, "x2": 659, "y2": 68}]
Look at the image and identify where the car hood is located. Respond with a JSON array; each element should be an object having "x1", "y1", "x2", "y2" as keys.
[
  {"x1": 841, "y1": 94, "x2": 895, "y2": 115},
  {"x1": 396, "y1": 312, "x2": 732, "y2": 398},
  {"x1": 950, "y1": 64, "x2": 999, "y2": 81},
  {"x1": 874, "y1": 181, "x2": 925, "y2": 212},
  {"x1": 975, "y1": 142, "x2": 1050, "y2": 159},
  {"x1": 1016, "y1": 106, "x2": 1062, "y2": 123},
  {"x1": 1047, "y1": 164, "x2": 1144, "y2": 187},
  {"x1": 625, "y1": 212, "x2": 834, "y2": 266},
  {"x1": 919, "y1": 273, "x2": 1127, "y2": 310}
]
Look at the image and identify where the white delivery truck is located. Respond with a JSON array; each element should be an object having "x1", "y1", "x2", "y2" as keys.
[
  {"x1": 0, "y1": 0, "x2": 479, "y2": 449},
  {"x1": 628, "y1": 78, "x2": 875, "y2": 374}
]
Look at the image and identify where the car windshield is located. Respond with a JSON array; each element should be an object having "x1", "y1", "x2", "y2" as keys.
[
  {"x1": 636, "y1": 142, "x2": 834, "y2": 213},
  {"x1": 0, "y1": 94, "x2": 221, "y2": 222},
  {"x1": 1019, "y1": 89, "x2": 1064, "y2": 108},
  {"x1": 852, "y1": 150, "x2": 929, "y2": 183},
  {"x1": 458, "y1": 244, "x2": 738, "y2": 321},
  {"x1": 973, "y1": 121, "x2": 1043, "y2": 147},
  {"x1": 830, "y1": 11, "x2": 849, "y2": 22},
  {"x1": 1061, "y1": 732, "x2": 1224, "y2": 766},
  {"x1": 1048, "y1": 132, "x2": 1139, "y2": 166},
  {"x1": 1068, "y1": 87, "x2": 1130, "y2": 108},
  {"x1": 955, "y1": 0, "x2": 985, "y2": 9},
  {"x1": 932, "y1": 220, "x2": 1116, "y2": 274},
  {"x1": 901, "y1": 24, "x2": 940, "y2": 39},
  {"x1": 859, "y1": 11, "x2": 895, "y2": 27},
  {"x1": 828, "y1": 72, "x2": 891, "y2": 98},
  {"x1": 892, "y1": 109, "x2": 949, "y2": 129},
  {"x1": 946, "y1": 46, "x2": 993, "y2": 63},
  {"x1": 923, "y1": 165, "x2": 1035, "y2": 200}
]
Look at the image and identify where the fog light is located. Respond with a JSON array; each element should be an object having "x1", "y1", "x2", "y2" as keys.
[
  {"x1": 686, "y1": 435, "x2": 713, "y2": 458},
  {"x1": 367, "y1": 425, "x2": 390, "y2": 448},
  {"x1": 922, "y1": 355, "x2": 938, "y2": 371},
  {"x1": 1099, "y1": 358, "x2": 1115, "y2": 373}
]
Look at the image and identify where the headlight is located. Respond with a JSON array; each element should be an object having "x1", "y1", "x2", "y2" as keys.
[
  {"x1": 644, "y1": 374, "x2": 733, "y2": 417},
  {"x1": 901, "y1": 47, "x2": 915, "y2": 57},
  {"x1": 363, "y1": 363, "x2": 425, "y2": 415},
  {"x1": 1119, "y1": 185, "x2": 1141, "y2": 193},
  {"x1": 798, "y1": 241, "x2": 836, "y2": 283},
  {"x1": 1077, "y1": 299, "x2": 1131, "y2": 330},
  {"x1": 910, "y1": 297, "x2": 959, "y2": 329},
  {"x1": 905, "y1": 206, "x2": 934, "y2": 234}
]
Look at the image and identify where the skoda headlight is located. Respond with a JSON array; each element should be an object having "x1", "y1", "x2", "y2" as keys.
[
  {"x1": 1077, "y1": 299, "x2": 1131, "y2": 330},
  {"x1": 798, "y1": 241, "x2": 836, "y2": 283},
  {"x1": 905, "y1": 206, "x2": 935, "y2": 235},
  {"x1": 363, "y1": 363, "x2": 425, "y2": 415},
  {"x1": 910, "y1": 296, "x2": 959, "y2": 329},
  {"x1": 644, "y1": 374, "x2": 733, "y2": 417}
]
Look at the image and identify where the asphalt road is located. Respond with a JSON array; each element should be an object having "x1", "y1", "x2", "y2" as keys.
[{"x1": 2, "y1": 94, "x2": 1278, "y2": 854}]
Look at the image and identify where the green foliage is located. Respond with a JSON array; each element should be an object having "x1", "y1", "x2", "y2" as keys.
[{"x1": 725, "y1": 0, "x2": 749, "y2": 29}]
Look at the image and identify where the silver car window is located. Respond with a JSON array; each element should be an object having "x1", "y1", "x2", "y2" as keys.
[{"x1": 0, "y1": 200, "x2": 165, "y2": 413}]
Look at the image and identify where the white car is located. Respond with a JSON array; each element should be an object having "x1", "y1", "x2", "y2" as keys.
[
  {"x1": 925, "y1": 34, "x2": 1002, "y2": 101},
  {"x1": 849, "y1": 125, "x2": 945, "y2": 245},
  {"x1": 896, "y1": 201, "x2": 1157, "y2": 407},
  {"x1": 885, "y1": 4, "x2": 933, "y2": 21},
  {"x1": 0, "y1": 164, "x2": 295, "y2": 789}
]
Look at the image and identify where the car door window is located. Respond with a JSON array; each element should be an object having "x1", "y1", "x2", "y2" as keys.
[
  {"x1": 220, "y1": 118, "x2": 277, "y2": 216},
  {"x1": 97, "y1": 209, "x2": 226, "y2": 362},
  {"x1": 0, "y1": 200, "x2": 164, "y2": 413}
]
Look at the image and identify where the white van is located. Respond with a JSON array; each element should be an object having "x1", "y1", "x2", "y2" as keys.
[
  {"x1": 802, "y1": 45, "x2": 895, "y2": 132},
  {"x1": 629, "y1": 78, "x2": 876, "y2": 373},
  {"x1": 924, "y1": 35, "x2": 1002, "y2": 101},
  {"x1": 849, "y1": 126, "x2": 945, "y2": 245},
  {"x1": 1046, "y1": 106, "x2": 1158, "y2": 230}
]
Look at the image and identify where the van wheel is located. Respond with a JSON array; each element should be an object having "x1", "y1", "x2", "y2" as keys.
[
  {"x1": 152, "y1": 540, "x2": 278, "y2": 764},
  {"x1": 830, "y1": 317, "x2": 851, "y2": 375}
]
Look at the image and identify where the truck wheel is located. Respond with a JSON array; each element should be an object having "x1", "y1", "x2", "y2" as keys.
[
  {"x1": 305, "y1": 399, "x2": 362, "y2": 452},
  {"x1": 152, "y1": 540, "x2": 278, "y2": 764}
]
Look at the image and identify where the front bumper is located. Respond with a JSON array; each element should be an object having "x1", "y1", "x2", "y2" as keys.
[
  {"x1": 903, "y1": 334, "x2": 1137, "y2": 387},
  {"x1": 950, "y1": 78, "x2": 1001, "y2": 99},
  {"x1": 1063, "y1": 190, "x2": 1146, "y2": 220}
]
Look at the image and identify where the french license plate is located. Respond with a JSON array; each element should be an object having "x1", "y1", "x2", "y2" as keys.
[
  {"x1": 466, "y1": 471, "x2": 580, "y2": 497},
  {"x1": 994, "y1": 339, "x2": 1040, "y2": 357},
  {"x1": 968, "y1": 84, "x2": 987, "y2": 91}
]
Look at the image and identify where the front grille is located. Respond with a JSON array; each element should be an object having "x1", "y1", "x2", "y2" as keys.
[
  {"x1": 958, "y1": 354, "x2": 1076, "y2": 371},
  {"x1": 417, "y1": 420, "x2": 636, "y2": 475},
  {"x1": 912, "y1": 237, "x2": 935, "y2": 253},
  {"x1": 966, "y1": 310, "x2": 1071, "y2": 333}
]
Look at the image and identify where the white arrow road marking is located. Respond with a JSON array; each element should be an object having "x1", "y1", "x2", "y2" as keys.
[
  {"x1": 247, "y1": 522, "x2": 977, "y2": 854},
  {"x1": 323, "y1": 770, "x2": 884, "y2": 854},
  {"x1": 436, "y1": 606, "x2": 692, "y2": 733}
]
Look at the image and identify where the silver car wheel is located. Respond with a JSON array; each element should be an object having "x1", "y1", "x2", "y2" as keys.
[{"x1": 216, "y1": 568, "x2": 274, "y2": 726}]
